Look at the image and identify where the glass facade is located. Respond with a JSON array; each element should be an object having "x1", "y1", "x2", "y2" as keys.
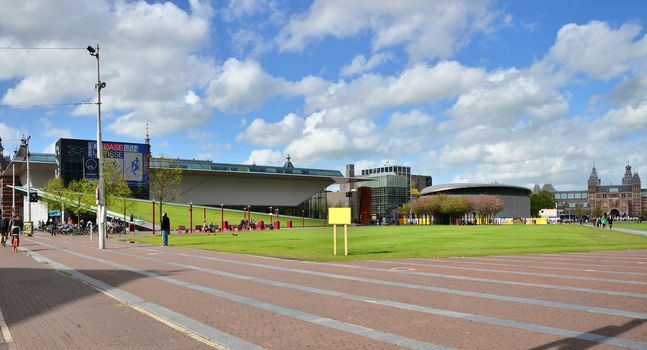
[{"x1": 356, "y1": 175, "x2": 408, "y2": 222}]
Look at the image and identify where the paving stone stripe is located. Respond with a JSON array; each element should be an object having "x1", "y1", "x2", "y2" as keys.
[
  {"x1": 398, "y1": 258, "x2": 647, "y2": 277},
  {"x1": 134, "y1": 246, "x2": 647, "y2": 299},
  {"x1": 94, "y1": 242, "x2": 647, "y2": 349},
  {"x1": 458, "y1": 256, "x2": 647, "y2": 270},
  {"x1": 489, "y1": 254, "x2": 647, "y2": 265},
  {"x1": 128, "y1": 244, "x2": 647, "y2": 296},
  {"x1": 41, "y1": 236, "x2": 647, "y2": 321},
  {"x1": 26, "y1": 238, "x2": 452, "y2": 350},
  {"x1": 369, "y1": 260, "x2": 647, "y2": 281},
  {"x1": 21, "y1": 246, "x2": 263, "y2": 350},
  {"x1": 529, "y1": 251, "x2": 647, "y2": 260},
  {"x1": 98, "y1": 243, "x2": 646, "y2": 321},
  {"x1": 34, "y1": 237, "x2": 647, "y2": 349}
]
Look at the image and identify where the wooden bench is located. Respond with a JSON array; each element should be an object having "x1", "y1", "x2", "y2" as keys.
[
  {"x1": 195, "y1": 225, "x2": 203, "y2": 232},
  {"x1": 177, "y1": 225, "x2": 186, "y2": 234}
]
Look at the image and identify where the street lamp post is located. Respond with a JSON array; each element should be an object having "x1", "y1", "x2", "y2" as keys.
[
  {"x1": 22, "y1": 136, "x2": 31, "y2": 224},
  {"x1": 88, "y1": 44, "x2": 107, "y2": 249},
  {"x1": 220, "y1": 203, "x2": 224, "y2": 231},
  {"x1": 12, "y1": 163, "x2": 15, "y2": 217}
]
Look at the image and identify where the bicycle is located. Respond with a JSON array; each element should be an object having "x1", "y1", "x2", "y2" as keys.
[{"x1": 12, "y1": 233, "x2": 19, "y2": 252}]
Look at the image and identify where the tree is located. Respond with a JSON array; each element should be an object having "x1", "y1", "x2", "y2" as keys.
[
  {"x1": 66, "y1": 178, "x2": 93, "y2": 230},
  {"x1": 149, "y1": 157, "x2": 183, "y2": 230},
  {"x1": 469, "y1": 195, "x2": 504, "y2": 224},
  {"x1": 102, "y1": 160, "x2": 135, "y2": 222},
  {"x1": 43, "y1": 177, "x2": 65, "y2": 213},
  {"x1": 530, "y1": 192, "x2": 555, "y2": 217},
  {"x1": 574, "y1": 204, "x2": 584, "y2": 219},
  {"x1": 592, "y1": 206, "x2": 603, "y2": 219}
]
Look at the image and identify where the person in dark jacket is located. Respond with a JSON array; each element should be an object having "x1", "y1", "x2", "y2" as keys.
[
  {"x1": 161, "y1": 212, "x2": 170, "y2": 246},
  {"x1": 1, "y1": 218, "x2": 9, "y2": 246}
]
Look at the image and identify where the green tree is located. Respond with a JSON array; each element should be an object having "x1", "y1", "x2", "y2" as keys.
[
  {"x1": 43, "y1": 177, "x2": 65, "y2": 213},
  {"x1": 592, "y1": 206, "x2": 603, "y2": 218},
  {"x1": 574, "y1": 204, "x2": 584, "y2": 220},
  {"x1": 149, "y1": 157, "x2": 183, "y2": 231},
  {"x1": 102, "y1": 160, "x2": 135, "y2": 222},
  {"x1": 66, "y1": 178, "x2": 93, "y2": 230},
  {"x1": 530, "y1": 192, "x2": 555, "y2": 217}
]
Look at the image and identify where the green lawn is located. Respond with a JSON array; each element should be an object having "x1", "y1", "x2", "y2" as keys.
[
  {"x1": 613, "y1": 222, "x2": 647, "y2": 232},
  {"x1": 122, "y1": 224, "x2": 647, "y2": 262},
  {"x1": 112, "y1": 200, "x2": 325, "y2": 229}
]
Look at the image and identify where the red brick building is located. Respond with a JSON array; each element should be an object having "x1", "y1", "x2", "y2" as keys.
[{"x1": 587, "y1": 165, "x2": 645, "y2": 217}]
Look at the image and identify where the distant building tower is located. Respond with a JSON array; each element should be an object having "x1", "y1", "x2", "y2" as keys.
[
  {"x1": 588, "y1": 165, "x2": 601, "y2": 211},
  {"x1": 144, "y1": 123, "x2": 150, "y2": 145},
  {"x1": 622, "y1": 164, "x2": 633, "y2": 185},
  {"x1": 283, "y1": 154, "x2": 294, "y2": 168},
  {"x1": 532, "y1": 184, "x2": 541, "y2": 193},
  {"x1": 541, "y1": 183, "x2": 556, "y2": 193},
  {"x1": 632, "y1": 172, "x2": 642, "y2": 216}
]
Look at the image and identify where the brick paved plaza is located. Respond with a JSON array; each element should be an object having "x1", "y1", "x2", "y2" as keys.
[{"x1": 0, "y1": 232, "x2": 646, "y2": 349}]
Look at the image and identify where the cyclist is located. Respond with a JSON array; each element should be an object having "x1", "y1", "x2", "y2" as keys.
[{"x1": 9, "y1": 215, "x2": 23, "y2": 252}]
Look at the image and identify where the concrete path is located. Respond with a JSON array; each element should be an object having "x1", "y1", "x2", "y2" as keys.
[{"x1": 0, "y1": 232, "x2": 646, "y2": 349}]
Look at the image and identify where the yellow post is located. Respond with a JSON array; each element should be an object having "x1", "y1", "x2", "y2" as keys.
[
  {"x1": 344, "y1": 224, "x2": 348, "y2": 256},
  {"x1": 333, "y1": 224, "x2": 337, "y2": 255}
]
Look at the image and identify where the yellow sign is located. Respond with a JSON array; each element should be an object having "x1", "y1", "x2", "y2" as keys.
[
  {"x1": 328, "y1": 208, "x2": 351, "y2": 225},
  {"x1": 24, "y1": 221, "x2": 33, "y2": 236}
]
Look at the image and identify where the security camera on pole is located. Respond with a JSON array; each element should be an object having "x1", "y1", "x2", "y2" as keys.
[{"x1": 88, "y1": 44, "x2": 107, "y2": 249}]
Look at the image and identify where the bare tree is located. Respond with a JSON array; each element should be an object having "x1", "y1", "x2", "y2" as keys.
[{"x1": 149, "y1": 157, "x2": 183, "y2": 230}]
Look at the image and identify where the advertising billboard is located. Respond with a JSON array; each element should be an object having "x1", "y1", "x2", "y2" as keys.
[
  {"x1": 86, "y1": 141, "x2": 148, "y2": 185},
  {"x1": 56, "y1": 138, "x2": 150, "y2": 199}
]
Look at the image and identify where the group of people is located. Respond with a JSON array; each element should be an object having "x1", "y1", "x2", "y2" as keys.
[
  {"x1": 594, "y1": 213, "x2": 614, "y2": 229},
  {"x1": 1, "y1": 215, "x2": 23, "y2": 250}
]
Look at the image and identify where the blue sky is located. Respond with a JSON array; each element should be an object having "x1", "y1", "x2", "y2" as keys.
[{"x1": 1, "y1": 0, "x2": 646, "y2": 190}]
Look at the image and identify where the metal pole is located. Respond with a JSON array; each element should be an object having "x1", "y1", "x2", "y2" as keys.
[
  {"x1": 189, "y1": 202, "x2": 193, "y2": 233},
  {"x1": 12, "y1": 163, "x2": 15, "y2": 217},
  {"x1": 152, "y1": 200, "x2": 155, "y2": 235},
  {"x1": 25, "y1": 136, "x2": 31, "y2": 223},
  {"x1": 220, "y1": 203, "x2": 224, "y2": 231},
  {"x1": 302, "y1": 209, "x2": 304, "y2": 228},
  {"x1": 89, "y1": 43, "x2": 106, "y2": 249}
]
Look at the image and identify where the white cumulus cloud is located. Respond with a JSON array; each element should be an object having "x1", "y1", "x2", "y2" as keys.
[
  {"x1": 237, "y1": 113, "x2": 305, "y2": 147},
  {"x1": 277, "y1": 0, "x2": 498, "y2": 61}
]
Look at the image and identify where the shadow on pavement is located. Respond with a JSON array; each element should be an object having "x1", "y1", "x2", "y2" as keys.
[{"x1": 529, "y1": 319, "x2": 646, "y2": 350}]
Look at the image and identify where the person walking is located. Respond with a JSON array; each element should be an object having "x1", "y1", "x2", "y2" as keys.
[
  {"x1": 1, "y1": 217, "x2": 8, "y2": 246},
  {"x1": 161, "y1": 212, "x2": 170, "y2": 246},
  {"x1": 608, "y1": 215, "x2": 613, "y2": 229}
]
